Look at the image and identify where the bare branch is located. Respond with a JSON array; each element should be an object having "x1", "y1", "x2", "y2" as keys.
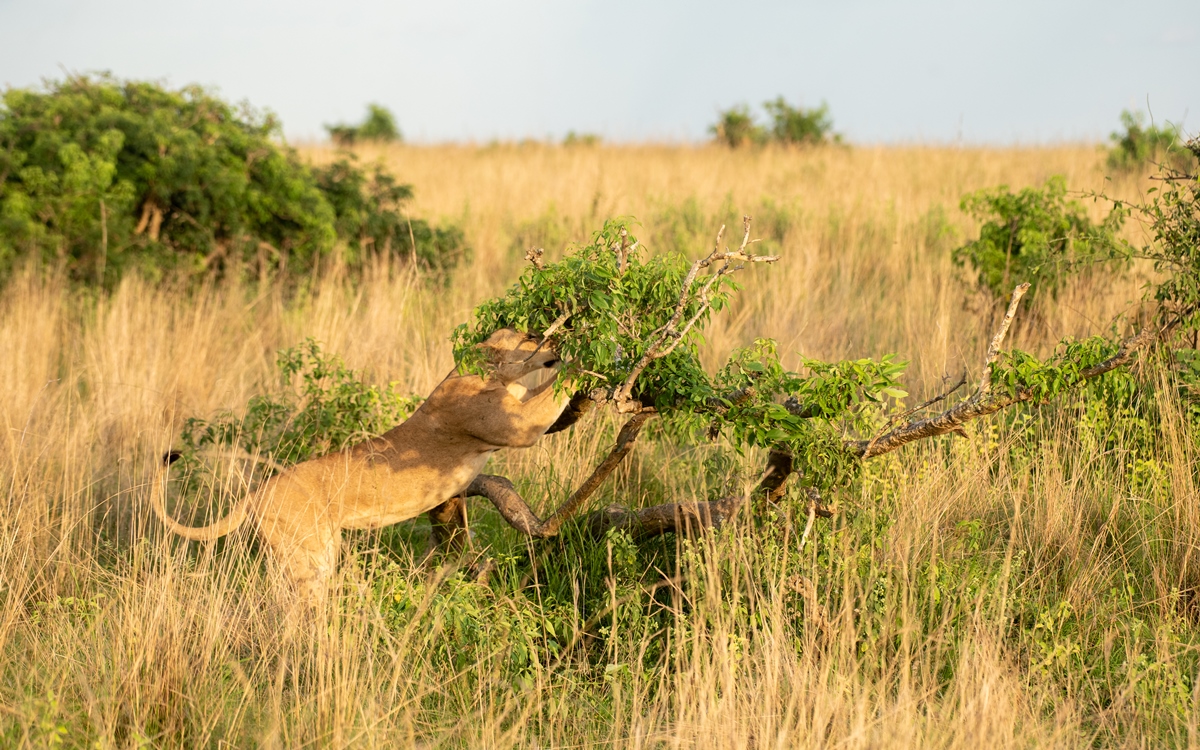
[
  {"x1": 583, "y1": 450, "x2": 828, "y2": 540},
  {"x1": 978, "y1": 283, "x2": 1030, "y2": 395},
  {"x1": 544, "y1": 391, "x2": 595, "y2": 434},
  {"x1": 540, "y1": 310, "x2": 572, "y2": 341},
  {"x1": 615, "y1": 227, "x2": 639, "y2": 273}
]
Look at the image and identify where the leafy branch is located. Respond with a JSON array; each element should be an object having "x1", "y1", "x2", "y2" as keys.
[{"x1": 450, "y1": 141, "x2": 1200, "y2": 544}]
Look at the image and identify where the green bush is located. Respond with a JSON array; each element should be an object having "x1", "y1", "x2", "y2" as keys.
[
  {"x1": 711, "y1": 97, "x2": 838, "y2": 148},
  {"x1": 179, "y1": 339, "x2": 422, "y2": 470},
  {"x1": 1107, "y1": 109, "x2": 1181, "y2": 172},
  {"x1": 325, "y1": 103, "x2": 402, "y2": 147},
  {"x1": 314, "y1": 157, "x2": 468, "y2": 272},
  {"x1": 0, "y1": 75, "x2": 459, "y2": 286},
  {"x1": 709, "y1": 105, "x2": 764, "y2": 148},
  {"x1": 953, "y1": 176, "x2": 1127, "y2": 304},
  {"x1": 763, "y1": 96, "x2": 839, "y2": 145},
  {"x1": 562, "y1": 131, "x2": 601, "y2": 147}
]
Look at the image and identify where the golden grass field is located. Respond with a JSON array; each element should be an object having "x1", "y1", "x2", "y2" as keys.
[{"x1": 3, "y1": 142, "x2": 1197, "y2": 748}]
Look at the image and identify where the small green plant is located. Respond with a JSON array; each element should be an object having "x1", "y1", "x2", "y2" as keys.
[
  {"x1": 709, "y1": 105, "x2": 764, "y2": 148},
  {"x1": 1107, "y1": 109, "x2": 1181, "y2": 172},
  {"x1": 179, "y1": 339, "x2": 421, "y2": 471},
  {"x1": 325, "y1": 103, "x2": 402, "y2": 146},
  {"x1": 763, "y1": 97, "x2": 839, "y2": 146},
  {"x1": 953, "y1": 175, "x2": 1127, "y2": 304}
]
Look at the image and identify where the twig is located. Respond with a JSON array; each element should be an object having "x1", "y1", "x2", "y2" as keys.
[
  {"x1": 798, "y1": 501, "x2": 817, "y2": 553},
  {"x1": 539, "y1": 310, "x2": 572, "y2": 341}
]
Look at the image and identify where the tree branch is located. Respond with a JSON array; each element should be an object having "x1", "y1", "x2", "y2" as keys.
[
  {"x1": 465, "y1": 412, "x2": 654, "y2": 538},
  {"x1": 583, "y1": 447, "x2": 817, "y2": 539},
  {"x1": 850, "y1": 306, "x2": 1171, "y2": 461}
]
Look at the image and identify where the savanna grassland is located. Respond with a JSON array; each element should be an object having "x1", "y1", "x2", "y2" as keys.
[{"x1": 3, "y1": 142, "x2": 1197, "y2": 748}]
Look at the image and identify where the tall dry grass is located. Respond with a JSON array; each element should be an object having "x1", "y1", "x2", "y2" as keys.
[{"x1": 2, "y1": 143, "x2": 1194, "y2": 748}]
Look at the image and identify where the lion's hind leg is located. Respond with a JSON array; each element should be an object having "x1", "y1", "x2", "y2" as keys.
[{"x1": 259, "y1": 518, "x2": 340, "y2": 605}]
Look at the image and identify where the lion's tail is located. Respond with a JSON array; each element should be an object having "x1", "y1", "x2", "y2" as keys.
[{"x1": 150, "y1": 451, "x2": 250, "y2": 541}]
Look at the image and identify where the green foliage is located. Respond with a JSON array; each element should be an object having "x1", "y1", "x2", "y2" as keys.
[
  {"x1": 762, "y1": 96, "x2": 839, "y2": 145},
  {"x1": 990, "y1": 335, "x2": 1121, "y2": 401},
  {"x1": 455, "y1": 220, "x2": 906, "y2": 491},
  {"x1": 709, "y1": 105, "x2": 764, "y2": 148},
  {"x1": 314, "y1": 157, "x2": 468, "y2": 272},
  {"x1": 711, "y1": 97, "x2": 839, "y2": 148},
  {"x1": 1129, "y1": 139, "x2": 1200, "y2": 325},
  {"x1": 1107, "y1": 109, "x2": 1182, "y2": 172},
  {"x1": 454, "y1": 218, "x2": 728, "y2": 411},
  {"x1": 698, "y1": 339, "x2": 907, "y2": 490},
  {"x1": 0, "y1": 75, "x2": 458, "y2": 286},
  {"x1": 178, "y1": 339, "x2": 421, "y2": 470},
  {"x1": 325, "y1": 103, "x2": 402, "y2": 146},
  {"x1": 953, "y1": 176, "x2": 1128, "y2": 303}
]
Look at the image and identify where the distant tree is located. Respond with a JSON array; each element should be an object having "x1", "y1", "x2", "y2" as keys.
[
  {"x1": 1107, "y1": 109, "x2": 1181, "y2": 172},
  {"x1": 325, "y1": 103, "x2": 402, "y2": 147},
  {"x1": 763, "y1": 97, "x2": 838, "y2": 145},
  {"x1": 709, "y1": 105, "x2": 764, "y2": 148},
  {"x1": 563, "y1": 131, "x2": 601, "y2": 147},
  {"x1": 711, "y1": 98, "x2": 839, "y2": 148}
]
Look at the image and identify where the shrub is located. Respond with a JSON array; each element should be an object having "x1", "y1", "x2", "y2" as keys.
[
  {"x1": 711, "y1": 97, "x2": 838, "y2": 148},
  {"x1": 709, "y1": 105, "x2": 764, "y2": 148},
  {"x1": 1107, "y1": 109, "x2": 1181, "y2": 172},
  {"x1": 325, "y1": 103, "x2": 402, "y2": 147},
  {"x1": 562, "y1": 131, "x2": 600, "y2": 147},
  {"x1": 314, "y1": 157, "x2": 468, "y2": 272},
  {"x1": 0, "y1": 75, "x2": 460, "y2": 285},
  {"x1": 952, "y1": 176, "x2": 1127, "y2": 304},
  {"x1": 178, "y1": 339, "x2": 422, "y2": 471},
  {"x1": 763, "y1": 96, "x2": 838, "y2": 145}
]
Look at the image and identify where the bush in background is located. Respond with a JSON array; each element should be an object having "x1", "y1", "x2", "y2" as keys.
[
  {"x1": 314, "y1": 157, "x2": 468, "y2": 273},
  {"x1": 1107, "y1": 109, "x2": 1181, "y2": 172},
  {"x1": 953, "y1": 175, "x2": 1127, "y2": 304},
  {"x1": 711, "y1": 97, "x2": 838, "y2": 148},
  {"x1": 562, "y1": 131, "x2": 601, "y2": 147},
  {"x1": 325, "y1": 103, "x2": 402, "y2": 147},
  {"x1": 0, "y1": 76, "x2": 460, "y2": 286},
  {"x1": 763, "y1": 96, "x2": 839, "y2": 145},
  {"x1": 709, "y1": 104, "x2": 764, "y2": 148}
]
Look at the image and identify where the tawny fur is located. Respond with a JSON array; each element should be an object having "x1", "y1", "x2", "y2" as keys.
[{"x1": 149, "y1": 329, "x2": 571, "y2": 601}]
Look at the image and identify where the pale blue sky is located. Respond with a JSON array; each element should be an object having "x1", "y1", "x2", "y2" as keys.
[{"x1": 0, "y1": 0, "x2": 1194, "y2": 144}]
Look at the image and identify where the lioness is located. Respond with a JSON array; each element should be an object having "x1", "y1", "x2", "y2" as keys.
[{"x1": 150, "y1": 328, "x2": 570, "y2": 601}]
